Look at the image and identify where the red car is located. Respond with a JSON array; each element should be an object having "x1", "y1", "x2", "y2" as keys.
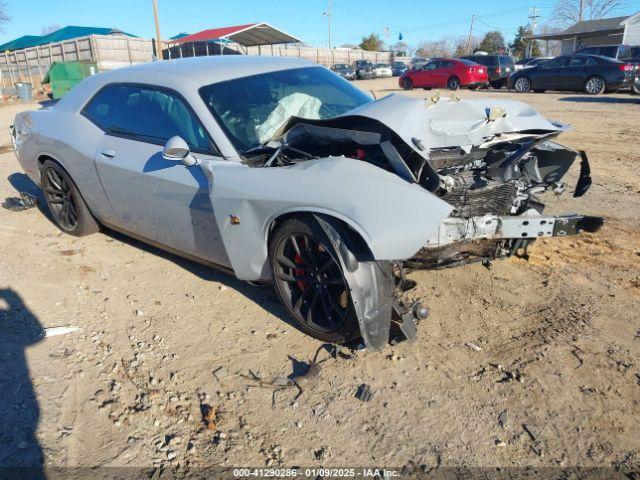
[{"x1": 399, "y1": 58, "x2": 489, "y2": 90}]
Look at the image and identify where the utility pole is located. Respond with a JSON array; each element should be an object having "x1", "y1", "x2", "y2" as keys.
[
  {"x1": 466, "y1": 15, "x2": 475, "y2": 55},
  {"x1": 527, "y1": 6, "x2": 540, "y2": 57},
  {"x1": 322, "y1": 1, "x2": 334, "y2": 66},
  {"x1": 152, "y1": 0, "x2": 163, "y2": 60},
  {"x1": 578, "y1": 0, "x2": 584, "y2": 21}
]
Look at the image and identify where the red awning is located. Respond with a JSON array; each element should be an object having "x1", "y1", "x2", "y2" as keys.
[{"x1": 174, "y1": 22, "x2": 300, "y2": 47}]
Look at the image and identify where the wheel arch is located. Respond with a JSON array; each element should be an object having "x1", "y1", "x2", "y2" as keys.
[
  {"x1": 267, "y1": 209, "x2": 374, "y2": 262},
  {"x1": 37, "y1": 154, "x2": 99, "y2": 222}
]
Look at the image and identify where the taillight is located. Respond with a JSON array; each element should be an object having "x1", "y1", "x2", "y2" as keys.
[{"x1": 619, "y1": 63, "x2": 634, "y2": 72}]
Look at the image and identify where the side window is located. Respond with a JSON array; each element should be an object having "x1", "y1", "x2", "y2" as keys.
[
  {"x1": 424, "y1": 61, "x2": 438, "y2": 70},
  {"x1": 542, "y1": 57, "x2": 569, "y2": 68},
  {"x1": 82, "y1": 85, "x2": 122, "y2": 131},
  {"x1": 111, "y1": 85, "x2": 215, "y2": 154},
  {"x1": 570, "y1": 56, "x2": 586, "y2": 66},
  {"x1": 571, "y1": 56, "x2": 597, "y2": 66}
]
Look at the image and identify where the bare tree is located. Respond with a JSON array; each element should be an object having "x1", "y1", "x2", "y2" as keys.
[
  {"x1": 415, "y1": 37, "x2": 456, "y2": 58},
  {"x1": 41, "y1": 24, "x2": 62, "y2": 35},
  {"x1": 553, "y1": 0, "x2": 627, "y2": 27},
  {"x1": 0, "y1": 1, "x2": 10, "y2": 31},
  {"x1": 453, "y1": 35, "x2": 480, "y2": 56}
]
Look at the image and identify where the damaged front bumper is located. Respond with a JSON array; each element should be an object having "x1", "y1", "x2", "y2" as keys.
[{"x1": 424, "y1": 212, "x2": 604, "y2": 247}]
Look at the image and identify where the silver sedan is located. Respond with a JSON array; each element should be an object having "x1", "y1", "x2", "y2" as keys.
[{"x1": 11, "y1": 56, "x2": 602, "y2": 350}]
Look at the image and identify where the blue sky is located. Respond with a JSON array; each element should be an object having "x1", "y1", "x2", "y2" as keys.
[{"x1": 2, "y1": 0, "x2": 640, "y2": 48}]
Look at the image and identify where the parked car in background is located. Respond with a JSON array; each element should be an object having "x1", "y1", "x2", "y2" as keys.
[
  {"x1": 353, "y1": 60, "x2": 374, "y2": 79},
  {"x1": 332, "y1": 63, "x2": 355, "y2": 80},
  {"x1": 372, "y1": 63, "x2": 393, "y2": 78},
  {"x1": 508, "y1": 54, "x2": 634, "y2": 94},
  {"x1": 399, "y1": 58, "x2": 488, "y2": 90},
  {"x1": 460, "y1": 54, "x2": 515, "y2": 88},
  {"x1": 391, "y1": 61, "x2": 408, "y2": 76}
]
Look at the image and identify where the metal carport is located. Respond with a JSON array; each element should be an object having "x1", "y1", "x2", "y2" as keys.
[{"x1": 164, "y1": 23, "x2": 301, "y2": 59}]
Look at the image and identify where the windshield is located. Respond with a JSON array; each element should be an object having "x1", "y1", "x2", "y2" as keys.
[{"x1": 200, "y1": 67, "x2": 372, "y2": 153}]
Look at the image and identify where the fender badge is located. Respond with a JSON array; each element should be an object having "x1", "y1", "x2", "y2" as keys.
[{"x1": 229, "y1": 214, "x2": 241, "y2": 225}]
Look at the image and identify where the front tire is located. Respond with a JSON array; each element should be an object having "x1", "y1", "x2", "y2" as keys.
[
  {"x1": 514, "y1": 76, "x2": 531, "y2": 93},
  {"x1": 447, "y1": 76, "x2": 460, "y2": 90},
  {"x1": 584, "y1": 75, "x2": 605, "y2": 95},
  {"x1": 402, "y1": 78, "x2": 413, "y2": 90},
  {"x1": 41, "y1": 160, "x2": 99, "y2": 236},
  {"x1": 269, "y1": 216, "x2": 361, "y2": 344}
]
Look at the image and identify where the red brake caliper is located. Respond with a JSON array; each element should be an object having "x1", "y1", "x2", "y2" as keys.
[{"x1": 294, "y1": 254, "x2": 307, "y2": 292}]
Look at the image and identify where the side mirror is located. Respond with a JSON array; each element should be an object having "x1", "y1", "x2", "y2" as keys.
[{"x1": 163, "y1": 135, "x2": 198, "y2": 167}]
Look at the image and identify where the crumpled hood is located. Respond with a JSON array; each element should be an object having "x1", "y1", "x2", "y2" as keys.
[{"x1": 341, "y1": 93, "x2": 567, "y2": 155}]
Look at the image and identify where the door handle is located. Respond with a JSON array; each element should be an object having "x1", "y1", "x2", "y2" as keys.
[{"x1": 100, "y1": 148, "x2": 116, "y2": 158}]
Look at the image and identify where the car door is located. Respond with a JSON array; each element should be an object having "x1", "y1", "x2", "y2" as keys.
[
  {"x1": 414, "y1": 61, "x2": 438, "y2": 87},
  {"x1": 533, "y1": 56, "x2": 570, "y2": 89},
  {"x1": 436, "y1": 61, "x2": 455, "y2": 86},
  {"x1": 565, "y1": 56, "x2": 596, "y2": 90},
  {"x1": 84, "y1": 83, "x2": 231, "y2": 267}
]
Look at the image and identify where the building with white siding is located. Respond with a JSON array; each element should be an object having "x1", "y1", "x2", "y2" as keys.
[{"x1": 527, "y1": 12, "x2": 640, "y2": 55}]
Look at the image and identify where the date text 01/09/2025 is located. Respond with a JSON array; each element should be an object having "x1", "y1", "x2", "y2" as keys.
[{"x1": 232, "y1": 468, "x2": 401, "y2": 477}]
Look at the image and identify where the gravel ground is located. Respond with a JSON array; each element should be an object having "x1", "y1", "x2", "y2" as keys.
[{"x1": 0, "y1": 79, "x2": 639, "y2": 473}]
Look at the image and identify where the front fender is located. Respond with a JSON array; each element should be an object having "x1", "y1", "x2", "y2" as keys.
[{"x1": 201, "y1": 156, "x2": 453, "y2": 281}]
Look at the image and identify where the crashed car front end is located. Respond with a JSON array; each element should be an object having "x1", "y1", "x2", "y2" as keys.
[{"x1": 207, "y1": 93, "x2": 603, "y2": 350}]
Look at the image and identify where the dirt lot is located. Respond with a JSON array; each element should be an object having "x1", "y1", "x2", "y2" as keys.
[{"x1": 1, "y1": 78, "x2": 639, "y2": 474}]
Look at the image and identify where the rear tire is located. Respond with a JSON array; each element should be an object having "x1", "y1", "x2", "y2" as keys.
[
  {"x1": 513, "y1": 76, "x2": 531, "y2": 93},
  {"x1": 269, "y1": 215, "x2": 362, "y2": 344},
  {"x1": 584, "y1": 75, "x2": 605, "y2": 94},
  {"x1": 41, "y1": 160, "x2": 99, "y2": 237},
  {"x1": 447, "y1": 76, "x2": 460, "y2": 90},
  {"x1": 490, "y1": 80, "x2": 504, "y2": 89},
  {"x1": 402, "y1": 78, "x2": 413, "y2": 90}
]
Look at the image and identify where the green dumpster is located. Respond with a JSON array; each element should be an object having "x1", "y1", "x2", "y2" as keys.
[{"x1": 43, "y1": 61, "x2": 98, "y2": 100}]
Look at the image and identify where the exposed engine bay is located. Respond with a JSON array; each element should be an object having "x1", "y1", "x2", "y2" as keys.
[{"x1": 242, "y1": 95, "x2": 601, "y2": 273}]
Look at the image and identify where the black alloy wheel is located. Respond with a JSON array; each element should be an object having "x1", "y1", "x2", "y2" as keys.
[
  {"x1": 40, "y1": 160, "x2": 99, "y2": 236},
  {"x1": 273, "y1": 231, "x2": 350, "y2": 334},
  {"x1": 42, "y1": 165, "x2": 79, "y2": 231}
]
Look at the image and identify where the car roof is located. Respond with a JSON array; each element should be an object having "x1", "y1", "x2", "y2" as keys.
[
  {"x1": 55, "y1": 55, "x2": 320, "y2": 112},
  {"x1": 102, "y1": 55, "x2": 318, "y2": 84}
]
